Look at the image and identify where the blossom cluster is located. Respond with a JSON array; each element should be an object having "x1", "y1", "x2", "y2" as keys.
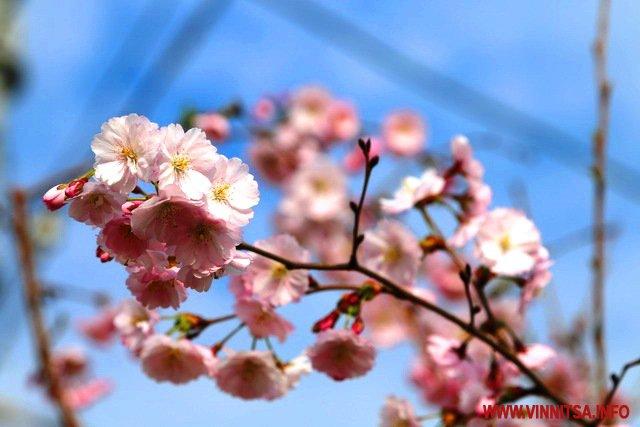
[{"x1": 38, "y1": 86, "x2": 626, "y2": 426}]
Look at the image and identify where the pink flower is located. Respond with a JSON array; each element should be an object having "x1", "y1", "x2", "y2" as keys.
[
  {"x1": 234, "y1": 298, "x2": 293, "y2": 342},
  {"x1": 215, "y1": 351, "x2": 287, "y2": 400},
  {"x1": 308, "y1": 329, "x2": 376, "y2": 381},
  {"x1": 130, "y1": 186, "x2": 203, "y2": 244},
  {"x1": 323, "y1": 100, "x2": 360, "y2": 142},
  {"x1": 64, "y1": 379, "x2": 112, "y2": 410},
  {"x1": 176, "y1": 266, "x2": 214, "y2": 292},
  {"x1": 202, "y1": 155, "x2": 259, "y2": 226},
  {"x1": 43, "y1": 184, "x2": 67, "y2": 211},
  {"x1": 343, "y1": 137, "x2": 383, "y2": 173},
  {"x1": 252, "y1": 97, "x2": 276, "y2": 122},
  {"x1": 426, "y1": 335, "x2": 464, "y2": 367},
  {"x1": 475, "y1": 208, "x2": 543, "y2": 276},
  {"x1": 113, "y1": 299, "x2": 158, "y2": 355},
  {"x1": 382, "y1": 111, "x2": 426, "y2": 156},
  {"x1": 451, "y1": 135, "x2": 484, "y2": 179},
  {"x1": 380, "y1": 396, "x2": 420, "y2": 427},
  {"x1": 517, "y1": 344, "x2": 556, "y2": 370},
  {"x1": 31, "y1": 347, "x2": 112, "y2": 410},
  {"x1": 91, "y1": 114, "x2": 160, "y2": 192},
  {"x1": 77, "y1": 306, "x2": 117, "y2": 345},
  {"x1": 126, "y1": 251, "x2": 187, "y2": 309},
  {"x1": 194, "y1": 113, "x2": 230, "y2": 142},
  {"x1": 68, "y1": 182, "x2": 127, "y2": 227},
  {"x1": 156, "y1": 124, "x2": 217, "y2": 199},
  {"x1": 449, "y1": 215, "x2": 484, "y2": 248},
  {"x1": 99, "y1": 215, "x2": 148, "y2": 261},
  {"x1": 242, "y1": 235, "x2": 310, "y2": 306},
  {"x1": 380, "y1": 169, "x2": 445, "y2": 215},
  {"x1": 360, "y1": 219, "x2": 420, "y2": 285},
  {"x1": 249, "y1": 125, "x2": 319, "y2": 183},
  {"x1": 423, "y1": 252, "x2": 466, "y2": 300},
  {"x1": 171, "y1": 210, "x2": 241, "y2": 272},
  {"x1": 520, "y1": 247, "x2": 552, "y2": 310},
  {"x1": 289, "y1": 86, "x2": 332, "y2": 136},
  {"x1": 140, "y1": 335, "x2": 215, "y2": 384},
  {"x1": 280, "y1": 156, "x2": 348, "y2": 221},
  {"x1": 361, "y1": 294, "x2": 416, "y2": 348}
]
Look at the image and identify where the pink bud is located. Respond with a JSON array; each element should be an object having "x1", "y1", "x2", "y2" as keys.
[
  {"x1": 194, "y1": 113, "x2": 230, "y2": 142},
  {"x1": 95, "y1": 247, "x2": 113, "y2": 263},
  {"x1": 42, "y1": 184, "x2": 67, "y2": 211},
  {"x1": 64, "y1": 178, "x2": 88, "y2": 199},
  {"x1": 121, "y1": 200, "x2": 144, "y2": 215},
  {"x1": 312, "y1": 310, "x2": 340, "y2": 333},
  {"x1": 351, "y1": 316, "x2": 365, "y2": 335}
]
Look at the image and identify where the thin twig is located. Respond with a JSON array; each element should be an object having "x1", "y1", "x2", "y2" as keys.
[
  {"x1": 238, "y1": 240, "x2": 589, "y2": 427},
  {"x1": 11, "y1": 189, "x2": 80, "y2": 427},
  {"x1": 348, "y1": 138, "x2": 378, "y2": 265},
  {"x1": 591, "y1": 0, "x2": 612, "y2": 398},
  {"x1": 589, "y1": 357, "x2": 640, "y2": 426}
]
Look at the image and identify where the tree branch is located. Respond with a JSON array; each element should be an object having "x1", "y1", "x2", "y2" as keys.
[
  {"x1": 11, "y1": 189, "x2": 80, "y2": 427},
  {"x1": 591, "y1": 0, "x2": 612, "y2": 397}
]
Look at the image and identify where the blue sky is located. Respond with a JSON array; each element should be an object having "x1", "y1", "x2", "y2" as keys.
[{"x1": 2, "y1": 1, "x2": 640, "y2": 426}]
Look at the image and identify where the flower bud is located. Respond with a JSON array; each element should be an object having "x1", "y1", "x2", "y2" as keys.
[
  {"x1": 351, "y1": 316, "x2": 365, "y2": 335},
  {"x1": 337, "y1": 292, "x2": 361, "y2": 313},
  {"x1": 42, "y1": 184, "x2": 67, "y2": 211},
  {"x1": 312, "y1": 310, "x2": 340, "y2": 333},
  {"x1": 64, "y1": 178, "x2": 88, "y2": 199},
  {"x1": 419, "y1": 235, "x2": 446, "y2": 254},
  {"x1": 95, "y1": 246, "x2": 113, "y2": 263},
  {"x1": 121, "y1": 200, "x2": 144, "y2": 215}
]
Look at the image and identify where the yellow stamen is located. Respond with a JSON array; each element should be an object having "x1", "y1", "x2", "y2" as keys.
[
  {"x1": 499, "y1": 234, "x2": 512, "y2": 252},
  {"x1": 121, "y1": 146, "x2": 138, "y2": 161},
  {"x1": 211, "y1": 183, "x2": 231, "y2": 202},
  {"x1": 271, "y1": 263, "x2": 288, "y2": 279},
  {"x1": 171, "y1": 155, "x2": 191, "y2": 173}
]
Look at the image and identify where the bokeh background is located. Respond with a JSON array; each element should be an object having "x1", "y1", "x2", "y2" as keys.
[{"x1": 1, "y1": 1, "x2": 640, "y2": 425}]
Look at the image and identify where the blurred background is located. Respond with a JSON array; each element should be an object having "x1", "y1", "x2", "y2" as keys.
[{"x1": 1, "y1": 0, "x2": 640, "y2": 425}]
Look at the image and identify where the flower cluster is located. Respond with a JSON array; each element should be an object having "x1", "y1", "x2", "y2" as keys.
[
  {"x1": 45, "y1": 114, "x2": 259, "y2": 310},
  {"x1": 39, "y1": 86, "x2": 627, "y2": 426}
]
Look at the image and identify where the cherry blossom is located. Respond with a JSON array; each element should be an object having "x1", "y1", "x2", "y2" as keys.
[
  {"x1": 77, "y1": 306, "x2": 118, "y2": 345},
  {"x1": 194, "y1": 112, "x2": 230, "y2": 142},
  {"x1": 99, "y1": 215, "x2": 148, "y2": 261},
  {"x1": 380, "y1": 169, "x2": 445, "y2": 215},
  {"x1": 69, "y1": 181, "x2": 126, "y2": 227},
  {"x1": 91, "y1": 114, "x2": 159, "y2": 192},
  {"x1": 308, "y1": 329, "x2": 376, "y2": 381},
  {"x1": 289, "y1": 85, "x2": 332, "y2": 136},
  {"x1": 234, "y1": 298, "x2": 293, "y2": 342},
  {"x1": 43, "y1": 184, "x2": 67, "y2": 211},
  {"x1": 475, "y1": 208, "x2": 543, "y2": 276},
  {"x1": 113, "y1": 299, "x2": 159, "y2": 355},
  {"x1": 360, "y1": 219, "x2": 421, "y2": 285},
  {"x1": 140, "y1": 335, "x2": 215, "y2": 384},
  {"x1": 214, "y1": 351, "x2": 286, "y2": 400},
  {"x1": 380, "y1": 396, "x2": 420, "y2": 427},
  {"x1": 125, "y1": 252, "x2": 187, "y2": 310},
  {"x1": 202, "y1": 154, "x2": 259, "y2": 226},
  {"x1": 156, "y1": 124, "x2": 217, "y2": 199},
  {"x1": 423, "y1": 252, "x2": 466, "y2": 300},
  {"x1": 323, "y1": 100, "x2": 360, "y2": 142},
  {"x1": 280, "y1": 156, "x2": 348, "y2": 221},
  {"x1": 382, "y1": 110, "x2": 426, "y2": 156},
  {"x1": 240, "y1": 234, "x2": 310, "y2": 306}
]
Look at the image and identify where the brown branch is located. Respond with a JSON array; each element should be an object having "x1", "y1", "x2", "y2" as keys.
[
  {"x1": 237, "y1": 240, "x2": 589, "y2": 426},
  {"x1": 11, "y1": 189, "x2": 80, "y2": 427},
  {"x1": 591, "y1": 0, "x2": 612, "y2": 398},
  {"x1": 589, "y1": 357, "x2": 640, "y2": 426}
]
